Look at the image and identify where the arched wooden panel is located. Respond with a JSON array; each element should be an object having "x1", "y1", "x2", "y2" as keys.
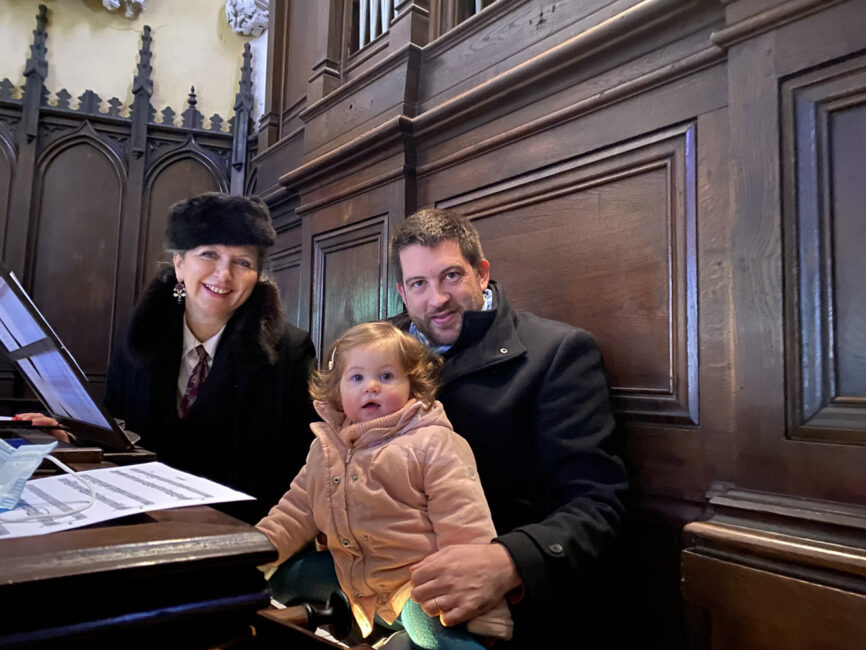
[
  {"x1": 30, "y1": 137, "x2": 124, "y2": 389},
  {"x1": 0, "y1": 129, "x2": 14, "y2": 257},
  {"x1": 140, "y1": 157, "x2": 223, "y2": 294},
  {"x1": 0, "y1": 130, "x2": 17, "y2": 397}
]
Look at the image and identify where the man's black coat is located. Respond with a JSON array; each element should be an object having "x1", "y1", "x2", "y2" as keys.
[{"x1": 394, "y1": 281, "x2": 628, "y2": 645}]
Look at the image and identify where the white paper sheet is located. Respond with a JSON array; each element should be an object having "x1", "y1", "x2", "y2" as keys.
[{"x1": 0, "y1": 461, "x2": 254, "y2": 539}]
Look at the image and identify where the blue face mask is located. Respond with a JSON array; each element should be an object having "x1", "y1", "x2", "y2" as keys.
[{"x1": 0, "y1": 438, "x2": 58, "y2": 511}]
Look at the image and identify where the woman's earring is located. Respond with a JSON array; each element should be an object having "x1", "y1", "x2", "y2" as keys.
[{"x1": 172, "y1": 281, "x2": 186, "y2": 304}]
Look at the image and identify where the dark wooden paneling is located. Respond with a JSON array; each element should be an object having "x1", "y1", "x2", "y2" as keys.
[
  {"x1": 833, "y1": 103, "x2": 866, "y2": 397},
  {"x1": 271, "y1": 216, "x2": 304, "y2": 329},
  {"x1": 141, "y1": 157, "x2": 224, "y2": 293},
  {"x1": 441, "y1": 124, "x2": 699, "y2": 425},
  {"x1": 683, "y1": 552, "x2": 866, "y2": 650},
  {"x1": 0, "y1": 126, "x2": 13, "y2": 256},
  {"x1": 311, "y1": 215, "x2": 389, "y2": 358},
  {"x1": 0, "y1": 11, "x2": 254, "y2": 401},
  {"x1": 256, "y1": 2, "x2": 866, "y2": 648},
  {"x1": 783, "y1": 55, "x2": 866, "y2": 445},
  {"x1": 30, "y1": 134, "x2": 125, "y2": 393}
]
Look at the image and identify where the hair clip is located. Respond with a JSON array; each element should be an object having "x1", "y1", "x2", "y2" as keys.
[{"x1": 327, "y1": 346, "x2": 336, "y2": 371}]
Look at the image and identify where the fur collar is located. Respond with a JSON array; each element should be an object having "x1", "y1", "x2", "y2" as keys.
[{"x1": 126, "y1": 267, "x2": 288, "y2": 368}]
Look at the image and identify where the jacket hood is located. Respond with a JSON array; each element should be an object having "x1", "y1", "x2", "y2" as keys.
[
  {"x1": 126, "y1": 266, "x2": 289, "y2": 368},
  {"x1": 312, "y1": 399, "x2": 452, "y2": 448}
]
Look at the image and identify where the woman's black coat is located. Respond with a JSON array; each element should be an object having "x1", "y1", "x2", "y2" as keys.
[{"x1": 104, "y1": 269, "x2": 317, "y2": 524}]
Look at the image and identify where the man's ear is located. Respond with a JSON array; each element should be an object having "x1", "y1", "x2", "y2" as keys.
[
  {"x1": 477, "y1": 258, "x2": 491, "y2": 291},
  {"x1": 396, "y1": 281, "x2": 407, "y2": 306}
]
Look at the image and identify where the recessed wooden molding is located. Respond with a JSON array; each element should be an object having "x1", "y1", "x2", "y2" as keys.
[
  {"x1": 439, "y1": 123, "x2": 699, "y2": 425},
  {"x1": 278, "y1": 43, "x2": 723, "y2": 195},
  {"x1": 279, "y1": 115, "x2": 412, "y2": 190},
  {"x1": 782, "y1": 55, "x2": 866, "y2": 445},
  {"x1": 412, "y1": 0, "x2": 702, "y2": 137},
  {"x1": 683, "y1": 482, "x2": 866, "y2": 607},
  {"x1": 270, "y1": 243, "x2": 302, "y2": 273},
  {"x1": 310, "y1": 215, "x2": 391, "y2": 357},
  {"x1": 415, "y1": 45, "x2": 724, "y2": 178},
  {"x1": 710, "y1": 0, "x2": 843, "y2": 49},
  {"x1": 301, "y1": 44, "x2": 421, "y2": 123}
]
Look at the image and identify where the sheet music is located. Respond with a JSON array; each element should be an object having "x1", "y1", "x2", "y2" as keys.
[{"x1": 0, "y1": 462, "x2": 254, "y2": 539}]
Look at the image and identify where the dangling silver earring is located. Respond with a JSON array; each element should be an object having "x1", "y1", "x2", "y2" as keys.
[{"x1": 172, "y1": 281, "x2": 187, "y2": 304}]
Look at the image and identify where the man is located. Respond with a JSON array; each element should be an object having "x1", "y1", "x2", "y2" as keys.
[{"x1": 390, "y1": 208, "x2": 628, "y2": 646}]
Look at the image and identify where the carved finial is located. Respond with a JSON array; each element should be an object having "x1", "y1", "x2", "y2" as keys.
[
  {"x1": 230, "y1": 42, "x2": 254, "y2": 194},
  {"x1": 161, "y1": 106, "x2": 176, "y2": 126},
  {"x1": 0, "y1": 79, "x2": 15, "y2": 101},
  {"x1": 181, "y1": 86, "x2": 203, "y2": 129},
  {"x1": 132, "y1": 25, "x2": 153, "y2": 96},
  {"x1": 130, "y1": 25, "x2": 154, "y2": 158},
  {"x1": 233, "y1": 43, "x2": 254, "y2": 114},
  {"x1": 77, "y1": 90, "x2": 103, "y2": 115},
  {"x1": 55, "y1": 88, "x2": 72, "y2": 110},
  {"x1": 22, "y1": 5, "x2": 49, "y2": 141},
  {"x1": 107, "y1": 97, "x2": 123, "y2": 117},
  {"x1": 24, "y1": 5, "x2": 49, "y2": 85}
]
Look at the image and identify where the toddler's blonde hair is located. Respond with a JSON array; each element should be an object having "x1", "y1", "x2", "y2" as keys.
[{"x1": 310, "y1": 321, "x2": 442, "y2": 412}]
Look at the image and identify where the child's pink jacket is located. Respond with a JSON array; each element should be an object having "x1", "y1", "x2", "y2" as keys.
[{"x1": 256, "y1": 398, "x2": 513, "y2": 640}]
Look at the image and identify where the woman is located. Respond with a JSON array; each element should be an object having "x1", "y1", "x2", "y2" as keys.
[{"x1": 21, "y1": 192, "x2": 317, "y2": 524}]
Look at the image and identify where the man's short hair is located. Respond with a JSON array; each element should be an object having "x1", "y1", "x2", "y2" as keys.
[{"x1": 389, "y1": 208, "x2": 484, "y2": 284}]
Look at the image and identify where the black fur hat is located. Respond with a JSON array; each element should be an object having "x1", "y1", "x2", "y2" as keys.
[{"x1": 165, "y1": 192, "x2": 276, "y2": 250}]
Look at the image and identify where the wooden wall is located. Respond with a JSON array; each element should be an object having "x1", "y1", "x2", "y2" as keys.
[
  {"x1": 0, "y1": 10, "x2": 255, "y2": 402},
  {"x1": 254, "y1": 0, "x2": 866, "y2": 647}
]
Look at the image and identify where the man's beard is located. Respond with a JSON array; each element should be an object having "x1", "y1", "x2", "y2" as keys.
[{"x1": 416, "y1": 308, "x2": 464, "y2": 346}]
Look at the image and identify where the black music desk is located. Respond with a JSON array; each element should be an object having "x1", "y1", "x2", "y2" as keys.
[{"x1": 0, "y1": 506, "x2": 276, "y2": 648}]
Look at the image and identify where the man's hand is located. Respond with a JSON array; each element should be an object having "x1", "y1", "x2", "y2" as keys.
[{"x1": 410, "y1": 543, "x2": 522, "y2": 627}]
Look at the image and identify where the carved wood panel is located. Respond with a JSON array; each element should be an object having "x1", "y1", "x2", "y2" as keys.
[
  {"x1": 0, "y1": 128, "x2": 17, "y2": 395},
  {"x1": 271, "y1": 240, "x2": 303, "y2": 328},
  {"x1": 0, "y1": 128, "x2": 13, "y2": 257},
  {"x1": 140, "y1": 156, "x2": 225, "y2": 294},
  {"x1": 783, "y1": 55, "x2": 866, "y2": 445},
  {"x1": 0, "y1": 8, "x2": 254, "y2": 401},
  {"x1": 29, "y1": 133, "x2": 125, "y2": 394},
  {"x1": 440, "y1": 123, "x2": 699, "y2": 425},
  {"x1": 310, "y1": 215, "x2": 389, "y2": 360}
]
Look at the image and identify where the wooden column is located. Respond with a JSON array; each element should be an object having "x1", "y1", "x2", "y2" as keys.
[
  {"x1": 114, "y1": 26, "x2": 154, "y2": 344},
  {"x1": 230, "y1": 44, "x2": 254, "y2": 196},
  {"x1": 390, "y1": 0, "x2": 431, "y2": 48},
  {"x1": 258, "y1": 0, "x2": 289, "y2": 151},
  {"x1": 306, "y1": 0, "x2": 343, "y2": 104},
  {"x1": 4, "y1": 5, "x2": 47, "y2": 280}
]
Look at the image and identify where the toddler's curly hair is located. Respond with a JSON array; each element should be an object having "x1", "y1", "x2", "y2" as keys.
[{"x1": 310, "y1": 321, "x2": 442, "y2": 412}]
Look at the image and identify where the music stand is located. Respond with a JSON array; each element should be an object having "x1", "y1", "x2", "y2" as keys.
[{"x1": 0, "y1": 263, "x2": 137, "y2": 451}]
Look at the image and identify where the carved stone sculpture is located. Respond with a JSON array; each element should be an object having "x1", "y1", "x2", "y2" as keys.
[
  {"x1": 225, "y1": 0, "x2": 269, "y2": 37},
  {"x1": 102, "y1": 0, "x2": 146, "y2": 19}
]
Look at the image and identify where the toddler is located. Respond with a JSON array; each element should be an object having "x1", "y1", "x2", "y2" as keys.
[{"x1": 256, "y1": 321, "x2": 513, "y2": 649}]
